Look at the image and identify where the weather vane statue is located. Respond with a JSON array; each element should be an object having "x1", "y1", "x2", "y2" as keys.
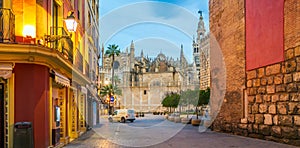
[{"x1": 198, "y1": 10, "x2": 202, "y2": 16}]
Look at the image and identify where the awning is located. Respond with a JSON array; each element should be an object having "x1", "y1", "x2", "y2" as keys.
[
  {"x1": 53, "y1": 70, "x2": 70, "y2": 87},
  {"x1": 0, "y1": 63, "x2": 13, "y2": 79}
]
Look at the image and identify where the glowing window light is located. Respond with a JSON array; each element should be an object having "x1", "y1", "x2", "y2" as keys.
[{"x1": 22, "y1": 25, "x2": 36, "y2": 38}]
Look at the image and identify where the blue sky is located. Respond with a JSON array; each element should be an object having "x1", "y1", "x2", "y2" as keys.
[{"x1": 100, "y1": 0, "x2": 209, "y2": 63}]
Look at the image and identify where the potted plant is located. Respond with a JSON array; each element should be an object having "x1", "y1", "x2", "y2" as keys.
[{"x1": 191, "y1": 87, "x2": 210, "y2": 126}]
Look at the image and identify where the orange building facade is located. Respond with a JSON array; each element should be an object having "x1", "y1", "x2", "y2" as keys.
[{"x1": 0, "y1": 0, "x2": 101, "y2": 147}]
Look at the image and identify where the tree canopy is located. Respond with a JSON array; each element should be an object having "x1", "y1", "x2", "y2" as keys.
[
  {"x1": 178, "y1": 87, "x2": 210, "y2": 107},
  {"x1": 99, "y1": 84, "x2": 122, "y2": 98},
  {"x1": 105, "y1": 44, "x2": 120, "y2": 58},
  {"x1": 198, "y1": 87, "x2": 210, "y2": 106},
  {"x1": 161, "y1": 93, "x2": 180, "y2": 112},
  {"x1": 180, "y1": 89, "x2": 199, "y2": 107}
]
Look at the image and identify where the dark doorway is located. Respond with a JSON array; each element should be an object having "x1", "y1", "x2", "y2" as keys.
[{"x1": 0, "y1": 83, "x2": 4, "y2": 147}]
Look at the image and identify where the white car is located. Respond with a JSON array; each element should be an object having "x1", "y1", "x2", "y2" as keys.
[{"x1": 108, "y1": 109, "x2": 135, "y2": 123}]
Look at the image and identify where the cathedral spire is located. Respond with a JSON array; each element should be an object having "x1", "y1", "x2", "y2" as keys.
[
  {"x1": 141, "y1": 49, "x2": 144, "y2": 57},
  {"x1": 130, "y1": 40, "x2": 134, "y2": 50},
  {"x1": 130, "y1": 40, "x2": 135, "y2": 70},
  {"x1": 180, "y1": 44, "x2": 184, "y2": 57},
  {"x1": 197, "y1": 10, "x2": 206, "y2": 42}
]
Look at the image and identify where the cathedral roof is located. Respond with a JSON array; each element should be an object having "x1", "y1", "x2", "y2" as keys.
[{"x1": 157, "y1": 52, "x2": 166, "y2": 61}]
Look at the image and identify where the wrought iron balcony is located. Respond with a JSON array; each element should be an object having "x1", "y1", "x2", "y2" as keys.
[
  {"x1": 45, "y1": 27, "x2": 73, "y2": 63},
  {"x1": 74, "y1": 49, "x2": 83, "y2": 72},
  {"x1": 0, "y1": 8, "x2": 15, "y2": 43}
]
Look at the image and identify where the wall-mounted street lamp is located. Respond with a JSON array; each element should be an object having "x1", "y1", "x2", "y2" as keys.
[
  {"x1": 64, "y1": 11, "x2": 78, "y2": 32},
  {"x1": 44, "y1": 11, "x2": 78, "y2": 42}
]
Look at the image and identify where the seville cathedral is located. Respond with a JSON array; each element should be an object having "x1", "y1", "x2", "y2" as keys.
[{"x1": 100, "y1": 11, "x2": 210, "y2": 112}]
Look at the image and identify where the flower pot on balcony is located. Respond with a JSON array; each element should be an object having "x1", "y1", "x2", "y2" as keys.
[{"x1": 191, "y1": 119, "x2": 201, "y2": 126}]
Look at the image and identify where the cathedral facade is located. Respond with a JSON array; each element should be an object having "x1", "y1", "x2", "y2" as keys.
[
  {"x1": 100, "y1": 11, "x2": 210, "y2": 112},
  {"x1": 100, "y1": 41, "x2": 199, "y2": 112}
]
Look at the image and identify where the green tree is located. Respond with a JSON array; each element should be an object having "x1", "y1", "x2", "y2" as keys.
[
  {"x1": 180, "y1": 89, "x2": 198, "y2": 117},
  {"x1": 161, "y1": 93, "x2": 180, "y2": 113},
  {"x1": 198, "y1": 87, "x2": 210, "y2": 106},
  {"x1": 105, "y1": 44, "x2": 121, "y2": 86},
  {"x1": 99, "y1": 84, "x2": 122, "y2": 98},
  {"x1": 99, "y1": 84, "x2": 122, "y2": 114},
  {"x1": 196, "y1": 87, "x2": 210, "y2": 119}
]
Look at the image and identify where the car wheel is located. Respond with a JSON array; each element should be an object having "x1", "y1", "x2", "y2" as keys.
[
  {"x1": 108, "y1": 117, "x2": 113, "y2": 122},
  {"x1": 121, "y1": 117, "x2": 126, "y2": 123}
]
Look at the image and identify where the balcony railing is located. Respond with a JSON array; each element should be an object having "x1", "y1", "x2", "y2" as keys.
[
  {"x1": 0, "y1": 8, "x2": 15, "y2": 43},
  {"x1": 74, "y1": 49, "x2": 83, "y2": 72},
  {"x1": 45, "y1": 27, "x2": 73, "y2": 63}
]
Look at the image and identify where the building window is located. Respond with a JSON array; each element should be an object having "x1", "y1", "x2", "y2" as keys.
[{"x1": 144, "y1": 90, "x2": 147, "y2": 95}]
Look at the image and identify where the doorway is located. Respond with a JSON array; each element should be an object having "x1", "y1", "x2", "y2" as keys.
[{"x1": 0, "y1": 83, "x2": 4, "y2": 147}]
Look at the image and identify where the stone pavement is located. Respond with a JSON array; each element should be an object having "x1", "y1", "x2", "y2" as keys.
[{"x1": 64, "y1": 115, "x2": 297, "y2": 148}]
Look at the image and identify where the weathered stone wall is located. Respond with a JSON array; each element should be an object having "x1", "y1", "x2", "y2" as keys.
[
  {"x1": 209, "y1": 0, "x2": 245, "y2": 131},
  {"x1": 210, "y1": 0, "x2": 300, "y2": 146},
  {"x1": 120, "y1": 72, "x2": 183, "y2": 112},
  {"x1": 243, "y1": 46, "x2": 300, "y2": 145}
]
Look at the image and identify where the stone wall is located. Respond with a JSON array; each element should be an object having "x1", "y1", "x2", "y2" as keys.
[
  {"x1": 209, "y1": 0, "x2": 245, "y2": 131},
  {"x1": 210, "y1": 0, "x2": 300, "y2": 146},
  {"x1": 120, "y1": 72, "x2": 183, "y2": 112},
  {"x1": 242, "y1": 46, "x2": 300, "y2": 145}
]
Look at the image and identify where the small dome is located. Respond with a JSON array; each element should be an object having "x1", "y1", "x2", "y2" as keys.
[{"x1": 157, "y1": 53, "x2": 166, "y2": 61}]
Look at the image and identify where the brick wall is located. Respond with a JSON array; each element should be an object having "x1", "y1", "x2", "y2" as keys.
[
  {"x1": 210, "y1": 0, "x2": 300, "y2": 146},
  {"x1": 209, "y1": 0, "x2": 245, "y2": 131},
  {"x1": 284, "y1": 0, "x2": 300, "y2": 50}
]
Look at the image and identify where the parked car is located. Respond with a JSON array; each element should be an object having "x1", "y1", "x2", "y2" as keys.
[{"x1": 108, "y1": 109, "x2": 135, "y2": 123}]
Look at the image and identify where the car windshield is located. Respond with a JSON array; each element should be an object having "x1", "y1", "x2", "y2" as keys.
[
  {"x1": 114, "y1": 111, "x2": 118, "y2": 115},
  {"x1": 128, "y1": 110, "x2": 134, "y2": 113}
]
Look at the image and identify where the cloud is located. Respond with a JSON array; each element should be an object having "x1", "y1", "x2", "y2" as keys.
[
  {"x1": 100, "y1": 0, "x2": 209, "y2": 63},
  {"x1": 100, "y1": 2, "x2": 198, "y2": 42}
]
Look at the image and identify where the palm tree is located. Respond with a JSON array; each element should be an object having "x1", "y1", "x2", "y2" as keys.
[
  {"x1": 100, "y1": 84, "x2": 122, "y2": 114},
  {"x1": 105, "y1": 44, "x2": 120, "y2": 87},
  {"x1": 100, "y1": 84, "x2": 122, "y2": 98}
]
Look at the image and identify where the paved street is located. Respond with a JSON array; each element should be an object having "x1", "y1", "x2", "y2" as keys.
[{"x1": 64, "y1": 114, "x2": 296, "y2": 148}]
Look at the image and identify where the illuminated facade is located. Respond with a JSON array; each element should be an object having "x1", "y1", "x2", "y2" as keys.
[
  {"x1": 100, "y1": 41, "x2": 199, "y2": 112},
  {"x1": 0, "y1": 0, "x2": 100, "y2": 147}
]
